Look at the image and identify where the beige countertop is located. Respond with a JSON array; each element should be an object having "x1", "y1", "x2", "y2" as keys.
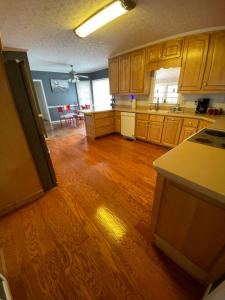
[
  {"x1": 153, "y1": 115, "x2": 225, "y2": 206},
  {"x1": 82, "y1": 107, "x2": 222, "y2": 124},
  {"x1": 83, "y1": 107, "x2": 225, "y2": 205}
]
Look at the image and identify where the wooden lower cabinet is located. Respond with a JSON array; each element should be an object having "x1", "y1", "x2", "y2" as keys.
[
  {"x1": 151, "y1": 174, "x2": 225, "y2": 283},
  {"x1": 147, "y1": 122, "x2": 163, "y2": 144},
  {"x1": 179, "y1": 126, "x2": 197, "y2": 143},
  {"x1": 161, "y1": 117, "x2": 183, "y2": 147},
  {"x1": 135, "y1": 119, "x2": 149, "y2": 140},
  {"x1": 115, "y1": 117, "x2": 121, "y2": 133}
]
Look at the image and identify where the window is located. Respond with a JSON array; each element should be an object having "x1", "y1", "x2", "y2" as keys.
[
  {"x1": 76, "y1": 80, "x2": 92, "y2": 107},
  {"x1": 92, "y1": 78, "x2": 111, "y2": 110},
  {"x1": 153, "y1": 84, "x2": 178, "y2": 104},
  {"x1": 153, "y1": 68, "x2": 180, "y2": 104}
]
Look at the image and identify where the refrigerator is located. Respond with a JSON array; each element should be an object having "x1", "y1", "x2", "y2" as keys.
[{"x1": 4, "y1": 59, "x2": 57, "y2": 192}]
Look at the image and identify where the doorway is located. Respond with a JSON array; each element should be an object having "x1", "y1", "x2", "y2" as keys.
[{"x1": 33, "y1": 80, "x2": 51, "y2": 122}]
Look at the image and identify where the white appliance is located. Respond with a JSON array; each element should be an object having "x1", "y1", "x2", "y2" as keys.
[{"x1": 121, "y1": 112, "x2": 135, "y2": 139}]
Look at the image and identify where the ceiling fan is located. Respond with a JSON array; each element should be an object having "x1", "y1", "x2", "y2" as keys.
[{"x1": 64, "y1": 65, "x2": 89, "y2": 83}]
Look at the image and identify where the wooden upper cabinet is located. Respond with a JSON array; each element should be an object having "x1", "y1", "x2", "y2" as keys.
[
  {"x1": 108, "y1": 57, "x2": 119, "y2": 94},
  {"x1": 179, "y1": 34, "x2": 209, "y2": 91},
  {"x1": 161, "y1": 39, "x2": 183, "y2": 60},
  {"x1": 130, "y1": 49, "x2": 146, "y2": 93},
  {"x1": 146, "y1": 44, "x2": 162, "y2": 63},
  {"x1": 202, "y1": 31, "x2": 225, "y2": 91},
  {"x1": 119, "y1": 54, "x2": 130, "y2": 93}
]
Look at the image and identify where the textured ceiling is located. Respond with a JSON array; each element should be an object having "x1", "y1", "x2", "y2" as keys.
[{"x1": 0, "y1": 0, "x2": 225, "y2": 73}]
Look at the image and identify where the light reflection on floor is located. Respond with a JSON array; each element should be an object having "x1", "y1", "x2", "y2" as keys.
[{"x1": 95, "y1": 207, "x2": 126, "y2": 240}]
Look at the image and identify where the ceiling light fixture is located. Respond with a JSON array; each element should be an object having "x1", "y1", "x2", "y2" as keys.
[{"x1": 74, "y1": 0, "x2": 136, "y2": 38}]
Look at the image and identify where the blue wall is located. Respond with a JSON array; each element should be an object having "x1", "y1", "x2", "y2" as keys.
[
  {"x1": 31, "y1": 68, "x2": 109, "y2": 122},
  {"x1": 31, "y1": 71, "x2": 78, "y2": 121}
]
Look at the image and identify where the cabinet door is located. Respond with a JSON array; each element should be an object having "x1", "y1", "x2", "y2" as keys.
[
  {"x1": 115, "y1": 117, "x2": 121, "y2": 133},
  {"x1": 108, "y1": 57, "x2": 119, "y2": 94},
  {"x1": 146, "y1": 44, "x2": 162, "y2": 63},
  {"x1": 147, "y1": 122, "x2": 163, "y2": 144},
  {"x1": 135, "y1": 120, "x2": 149, "y2": 140},
  {"x1": 161, "y1": 39, "x2": 183, "y2": 60},
  {"x1": 203, "y1": 31, "x2": 225, "y2": 91},
  {"x1": 161, "y1": 117, "x2": 183, "y2": 147},
  {"x1": 198, "y1": 120, "x2": 211, "y2": 131},
  {"x1": 156, "y1": 179, "x2": 225, "y2": 270},
  {"x1": 179, "y1": 126, "x2": 197, "y2": 143},
  {"x1": 130, "y1": 49, "x2": 145, "y2": 93},
  {"x1": 179, "y1": 34, "x2": 209, "y2": 91},
  {"x1": 119, "y1": 54, "x2": 130, "y2": 93}
]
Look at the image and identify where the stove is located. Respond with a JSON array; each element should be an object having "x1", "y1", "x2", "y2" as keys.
[{"x1": 188, "y1": 128, "x2": 225, "y2": 149}]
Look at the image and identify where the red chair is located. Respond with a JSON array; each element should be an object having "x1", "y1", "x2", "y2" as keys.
[{"x1": 56, "y1": 106, "x2": 66, "y2": 127}]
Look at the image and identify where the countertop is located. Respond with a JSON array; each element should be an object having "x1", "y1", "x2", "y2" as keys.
[{"x1": 83, "y1": 107, "x2": 225, "y2": 205}]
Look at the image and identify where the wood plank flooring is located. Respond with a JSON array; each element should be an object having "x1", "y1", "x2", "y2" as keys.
[{"x1": 0, "y1": 128, "x2": 205, "y2": 299}]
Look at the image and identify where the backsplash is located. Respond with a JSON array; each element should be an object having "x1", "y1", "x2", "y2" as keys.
[{"x1": 115, "y1": 93, "x2": 225, "y2": 112}]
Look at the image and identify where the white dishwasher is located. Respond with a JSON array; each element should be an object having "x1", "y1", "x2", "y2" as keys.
[{"x1": 121, "y1": 112, "x2": 135, "y2": 139}]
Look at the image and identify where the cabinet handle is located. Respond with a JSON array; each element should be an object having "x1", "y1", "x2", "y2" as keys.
[
  {"x1": 203, "y1": 82, "x2": 207, "y2": 86},
  {"x1": 189, "y1": 122, "x2": 192, "y2": 125}
]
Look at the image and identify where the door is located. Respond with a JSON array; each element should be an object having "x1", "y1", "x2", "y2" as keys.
[
  {"x1": 33, "y1": 80, "x2": 51, "y2": 122},
  {"x1": 119, "y1": 54, "x2": 130, "y2": 93},
  {"x1": 179, "y1": 126, "x2": 197, "y2": 143},
  {"x1": 135, "y1": 119, "x2": 148, "y2": 140},
  {"x1": 108, "y1": 57, "x2": 119, "y2": 94},
  {"x1": 161, "y1": 39, "x2": 183, "y2": 60},
  {"x1": 202, "y1": 31, "x2": 225, "y2": 91},
  {"x1": 161, "y1": 117, "x2": 183, "y2": 147},
  {"x1": 147, "y1": 122, "x2": 163, "y2": 144},
  {"x1": 146, "y1": 44, "x2": 162, "y2": 63},
  {"x1": 130, "y1": 49, "x2": 145, "y2": 93},
  {"x1": 5, "y1": 60, "x2": 57, "y2": 191},
  {"x1": 179, "y1": 34, "x2": 209, "y2": 91},
  {"x1": 0, "y1": 53, "x2": 43, "y2": 216}
]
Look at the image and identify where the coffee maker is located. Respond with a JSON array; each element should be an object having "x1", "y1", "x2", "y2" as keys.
[{"x1": 195, "y1": 98, "x2": 210, "y2": 114}]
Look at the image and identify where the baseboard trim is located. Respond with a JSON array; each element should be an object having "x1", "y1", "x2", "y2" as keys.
[{"x1": 0, "y1": 189, "x2": 44, "y2": 217}]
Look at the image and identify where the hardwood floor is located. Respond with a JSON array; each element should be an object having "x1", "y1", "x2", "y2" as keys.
[{"x1": 0, "y1": 129, "x2": 205, "y2": 300}]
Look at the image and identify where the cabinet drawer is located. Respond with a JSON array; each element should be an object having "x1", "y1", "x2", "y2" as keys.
[
  {"x1": 95, "y1": 117, "x2": 114, "y2": 128},
  {"x1": 136, "y1": 113, "x2": 149, "y2": 121},
  {"x1": 165, "y1": 116, "x2": 183, "y2": 123},
  {"x1": 149, "y1": 115, "x2": 164, "y2": 123},
  {"x1": 114, "y1": 111, "x2": 121, "y2": 117},
  {"x1": 95, "y1": 125, "x2": 114, "y2": 137},
  {"x1": 183, "y1": 118, "x2": 199, "y2": 128},
  {"x1": 94, "y1": 111, "x2": 114, "y2": 119}
]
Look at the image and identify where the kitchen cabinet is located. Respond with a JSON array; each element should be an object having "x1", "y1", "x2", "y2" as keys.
[
  {"x1": 146, "y1": 44, "x2": 162, "y2": 63},
  {"x1": 130, "y1": 49, "x2": 146, "y2": 93},
  {"x1": 161, "y1": 116, "x2": 183, "y2": 147},
  {"x1": 179, "y1": 34, "x2": 209, "y2": 91},
  {"x1": 198, "y1": 120, "x2": 212, "y2": 130},
  {"x1": 136, "y1": 119, "x2": 149, "y2": 140},
  {"x1": 179, "y1": 118, "x2": 199, "y2": 143},
  {"x1": 147, "y1": 122, "x2": 163, "y2": 144},
  {"x1": 179, "y1": 126, "x2": 197, "y2": 143},
  {"x1": 108, "y1": 57, "x2": 119, "y2": 94},
  {"x1": 114, "y1": 111, "x2": 121, "y2": 133},
  {"x1": 202, "y1": 30, "x2": 225, "y2": 91},
  {"x1": 151, "y1": 174, "x2": 225, "y2": 283},
  {"x1": 147, "y1": 115, "x2": 164, "y2": 144},
  {"x1": 135, "y1": 114, "x2": 149, "y2": 139},
  {"x1": 84, "y1": 111, "x2": 115, "y2": 138},
  {"x1": 119, "y1": 54, "x2": 130, "y2": 93},
  {"x1": 161, "y1": 39, "x2": 183, "y2": 60}
]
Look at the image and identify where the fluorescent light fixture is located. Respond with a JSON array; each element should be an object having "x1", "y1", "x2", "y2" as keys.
[{"x1": 74, "y1": 0, "x2": 136, "y2": 38}]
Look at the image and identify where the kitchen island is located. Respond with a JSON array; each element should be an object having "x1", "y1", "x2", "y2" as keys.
[
  {"x1": 83, "y1": 107, "x2": 225, "y2": 284},
  {"x1": 151, "y1": 115, "x2": 225, "y2": 284}
]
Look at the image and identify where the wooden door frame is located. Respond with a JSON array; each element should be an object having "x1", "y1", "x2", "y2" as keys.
[{"x1": 33, "y1": 79, "x2": 52, "y2": 122}]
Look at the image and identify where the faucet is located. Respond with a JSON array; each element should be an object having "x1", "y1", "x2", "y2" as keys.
[{"x1": 155, "y1": 98, "x2": 159, "y2": 111}]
